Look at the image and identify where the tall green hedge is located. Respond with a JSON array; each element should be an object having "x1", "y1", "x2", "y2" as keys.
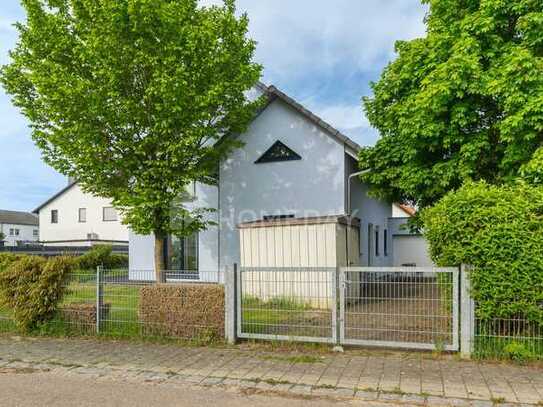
[{"x1": 422, "y1": 181, "x2": 543, "y2": 323}]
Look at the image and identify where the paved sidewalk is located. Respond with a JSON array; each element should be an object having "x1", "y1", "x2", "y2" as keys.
[{"x1": 0, "y1": 336, "x2": 542, "y2": 406}]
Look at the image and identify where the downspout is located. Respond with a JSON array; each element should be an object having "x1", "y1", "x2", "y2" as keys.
[{"x1": 346, "y1": 168, "x2": 371, "y2": 266}]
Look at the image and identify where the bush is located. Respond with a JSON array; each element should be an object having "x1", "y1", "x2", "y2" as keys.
[
  {"x1": 76, "y1": 245, "x2": 128, "y2": 270},
  {"x1": 0, "y1": 253, "x2": 26, "y2": 270},
  {"x1": 139, "y1": 284, "x2": 225, "y2": 342},
  {"x1": 503, "y1": 342, "x2": 535, "y2": 363},
  {"x1": 0, "y1": 256, "x2": 75, "y2": 331},
  {"x1": 422, "y1": 181, "x2": 543, "y2": 324}
]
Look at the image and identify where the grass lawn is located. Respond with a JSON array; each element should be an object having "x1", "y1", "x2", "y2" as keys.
[{"x1": 240, "y1": 295, "x2": 332, "y2": 339}]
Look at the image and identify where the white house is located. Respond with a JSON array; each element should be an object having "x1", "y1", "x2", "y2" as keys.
[
  {"x1": 130, "y1": 83, "x2": 401, "y2": 278},
  {"x1": 33, "y1": 182, "x2": 129, "y2": 246},
  {"x1": 0, "y1": 210, "x2": 39, "y2": 247}
]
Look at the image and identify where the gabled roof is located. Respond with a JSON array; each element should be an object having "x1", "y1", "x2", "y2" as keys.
[
  {"x1": 257, "y1": 83, "x2": 361, "y2": 157},
  {"x1": 33, "y1": 181, "x2": 77, "y2": 214},
  {"x1": 33, "y1": 83, "x2": 362, "y2": 212},
  {"x1": 0, "y1": 210, "x2": 39, "y2": 226}
]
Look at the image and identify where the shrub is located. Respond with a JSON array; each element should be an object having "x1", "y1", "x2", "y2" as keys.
[
  {"x1": 503, "y1": 342, "x2": 535, "y2": 363},
  {"x1": 422, "y1": 181, "x2": 543, "y2": 324},
  {"x1": 0, "y1": 253, "x2": 27, "y2": 270},
  {"x1": 0, "y1": 256, "x2": 75, "y2": 331},
  {"x1": 76, "y1": 245, "x2": 128, "y2": 270},
  {"x1": 139, "y1": 284, "x2": 225, "y2": 342}
]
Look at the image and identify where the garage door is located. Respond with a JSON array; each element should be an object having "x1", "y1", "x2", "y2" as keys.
[{"x1": 392, "y1": 235, "x2": 434, "y2": 267}]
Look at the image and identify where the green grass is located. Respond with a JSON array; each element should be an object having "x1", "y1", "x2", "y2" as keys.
[
  {"x1": 241, "y1": 295, "x2": 315, "y2": 335},
  {"x1": 473, "y1": 335, "x2": 543, "y2": 361}
]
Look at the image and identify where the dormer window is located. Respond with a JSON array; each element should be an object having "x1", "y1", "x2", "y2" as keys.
[{"x1": 255, "y1": 141, "x2": 302, "y2": 164}]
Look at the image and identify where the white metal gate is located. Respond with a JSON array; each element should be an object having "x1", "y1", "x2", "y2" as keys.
[{"x1": 339, "y1": 267, "x2": 459, "y2": 351}]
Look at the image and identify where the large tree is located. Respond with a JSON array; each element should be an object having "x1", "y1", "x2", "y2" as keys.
[
  {"x1": 360, "y1": 0, "x2": 543, "y2": 207},
  {"x1": 1, "y1": 0, "x2": 261, "y2": 279}
]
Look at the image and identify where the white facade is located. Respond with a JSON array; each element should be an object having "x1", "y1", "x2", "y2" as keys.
[
  {"x1": 35, "y1": 183, "x2": 129, "y2": 246},
  {"x1": 0, "y1": 223, "x2": 38, "y2": 247},
  {"x1": 129, "y1": 84, "x2": 394, "y2": 276}
]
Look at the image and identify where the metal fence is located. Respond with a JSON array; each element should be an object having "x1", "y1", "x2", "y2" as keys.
[
  {"x1": 237, "y1": 267, "x2": 337, "y2": 343},
  {"x1": 474, "y1": 317, "x2": 543, "y2": 360},
  {"x1": 0, "y1": 268, "x2": 224, "y2": 341},
  {"x1": 340, "y1": 267, "x2": 459, "y2": 351}
]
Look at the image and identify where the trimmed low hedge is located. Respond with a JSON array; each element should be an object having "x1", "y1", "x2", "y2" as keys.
[
  {"x1": 60, "y1": 302, "x2": 111, "y2": 334},
  {"x1": 422, "y1": 181, "x2": 543, "y2": 324},
  {"x1": 139, "y1": 284, "x2": 224, "y2": 341}
]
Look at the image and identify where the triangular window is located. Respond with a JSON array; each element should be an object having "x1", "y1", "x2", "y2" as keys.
[{"x1": 255, "y1": 141, "x2": 302, "y2": 164}]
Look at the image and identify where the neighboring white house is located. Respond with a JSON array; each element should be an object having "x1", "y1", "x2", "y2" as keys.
[
  {"x1": 33, "y1": 182, "x2": 129, "y2": 246},
  {"x1": 389, "y1": 203, "x2": 434, "y2": 267},
  {"x1": 0, "y1": 210, "x2": 39, "y2": 247},
  {"x1": 130, "y1": 82, "x2": 401, "y2": 278}
]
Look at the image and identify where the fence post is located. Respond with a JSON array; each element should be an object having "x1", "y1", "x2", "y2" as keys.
[
  {"x1": 225, "y1": 264, "x2": 237, "y2": 344},
  {"x1": 96, "y1": 265, "x2": 104, "y2": 334},
  {"x1": 460, "y1": 264, "x2": 475, "y2": 359}
]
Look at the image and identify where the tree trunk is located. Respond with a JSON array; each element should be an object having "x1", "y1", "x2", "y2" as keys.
[{"x1": 154, "y1": 233, "x2": 166, "y2": 283}]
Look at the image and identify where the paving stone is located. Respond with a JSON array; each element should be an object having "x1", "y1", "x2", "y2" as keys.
[
  {"x1": 426, "y1": 395, "x2": 455, "y2": 406},
  {"x1": 354, "y1": 390, "x2": 379, "y2": 401},
  {"x1": 289, "y1": 384, "x2": 313, "y2": 395},
  {"x1": 400, "y1": 393, "x2": 428, "y2": 405},
  {"x1": 200, "y1": 377, "x2": 224, "y2": 386}
]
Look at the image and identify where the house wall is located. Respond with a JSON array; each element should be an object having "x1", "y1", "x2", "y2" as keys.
[
  {"x1": 346, "y1": 156, "x2": 393, "y2": 266},
  {"x1": 219, "y1": 98, "x2": 347, "y2": 270},
  {"x1": 38, "y1": 184, "x2": 129, "y2": 245},
  {"x1": 388, "y1": 217, "x2": 435, "y2": 267},
  {"x1": 0, "y1": 223, "x2": 38, "y2": 246},
  {"x1": 392, "y1": 235, "x2": 433, "y2": 267}
]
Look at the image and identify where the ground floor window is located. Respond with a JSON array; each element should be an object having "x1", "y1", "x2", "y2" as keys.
[{"x1": 168, "y1": 233, "x2": 198, "y2": 271}]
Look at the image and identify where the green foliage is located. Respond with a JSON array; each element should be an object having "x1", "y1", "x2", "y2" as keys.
[
  {"x1": 0, "y1": 232, "x2": 5, "y2": 241},
  {"x1": 76, "y1": 245, "x2": 128, "y2": 270},
  {"x1": 422, "y1": 181, "x2": 543, "y2": 323},
  {"x1": 0, "y1": 256, "x2": 75, "y2": 331},
  {"x1": 0, "y1": 0, "x2": 262, "y2": 246},
  {"x1": 360, "y1": 0, "x2": 543, "y2": 207},
  {"x1": 503, "y1": 342, "x2": 535, "y2": 363},
  {"x1": 0, "y1": 253, "x2": 26, "y2": 270}
]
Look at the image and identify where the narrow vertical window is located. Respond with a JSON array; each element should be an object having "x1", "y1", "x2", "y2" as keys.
[
  {"x1": 375, "y1": 226, "x2": 380, "y2": 257},
  {"x1": 78, "y1": 208, "x2": 87, "y2": 223},
  {"x1": 384, "y1": 229, "x2": 388, "y2": 257},
  {"x1": 51, "y1": 210, "x2": 58, "y2": 224}
]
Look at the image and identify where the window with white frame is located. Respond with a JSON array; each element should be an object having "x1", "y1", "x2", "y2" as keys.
[
  {"x1": 33, "y1": 229, "x2": 38, "y2": 237},
  {"x1": 102, "y1": 207, "x2": 118, "y2": 222},
  {"x1": 78, "y1": 208, "x2": 87, "y2": 223}
]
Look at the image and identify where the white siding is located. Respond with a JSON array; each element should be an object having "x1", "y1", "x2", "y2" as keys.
[{"x1": 38, "y1": 184, "x2": 128, "y2": 245}]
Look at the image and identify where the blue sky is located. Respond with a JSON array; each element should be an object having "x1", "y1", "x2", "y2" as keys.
[{"x1": 0, "y1": 0, "x2": 427, "y2": 212}]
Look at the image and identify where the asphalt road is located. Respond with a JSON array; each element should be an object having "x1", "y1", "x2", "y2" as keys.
[{"x1": 0, "y1": 371, "x2": 386, "y2": 407}]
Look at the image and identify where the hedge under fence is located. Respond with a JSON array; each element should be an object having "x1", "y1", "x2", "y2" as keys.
[{"x1": 139, "y1": 284, "x2": 225, "y2": 341}]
